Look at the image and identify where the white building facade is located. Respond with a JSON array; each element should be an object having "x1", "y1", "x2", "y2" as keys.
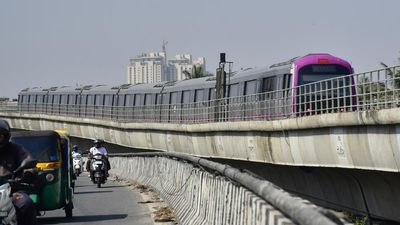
[
  {"x1": 127, "y1": 52, "x2": 206, "y2": 84},
  {"x1": 127, "y1": 52, "x2": 167, "y2": 85}
]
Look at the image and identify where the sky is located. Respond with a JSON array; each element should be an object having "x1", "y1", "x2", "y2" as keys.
[{"x1": 1, "y1": 0, "x2": 400, "y2": 99}]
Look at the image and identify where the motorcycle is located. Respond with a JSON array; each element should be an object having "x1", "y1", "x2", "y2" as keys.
[
  {"x1": 89, "y1": 154, "x2": 107, "y2": 188},
  {"x1": 0, "y1": 180, "x2": 17, "y2": 225},
  {"x1": 0, "y1": 159, "x2": 37, "y2": 225},
  {"x1": 72, "y1": 153, "x2": 84, "y2": 176}
]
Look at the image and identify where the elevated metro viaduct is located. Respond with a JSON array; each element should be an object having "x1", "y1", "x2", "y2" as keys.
[{"x1": 1, "y1": 108, "x2": 400, "y2": 222}]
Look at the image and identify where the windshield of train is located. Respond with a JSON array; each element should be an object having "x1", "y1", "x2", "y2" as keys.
[
  {"x1": 297, "y1": 64, "x2": 351, "y2": 95},
  {"x1": 298, "y1": 64, "x2": 351, "y2": 85}
]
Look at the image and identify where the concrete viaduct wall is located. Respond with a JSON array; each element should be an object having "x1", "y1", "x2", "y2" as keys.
[{"x1": 2, "y1": 108, "x2": 400, "y2": 172}]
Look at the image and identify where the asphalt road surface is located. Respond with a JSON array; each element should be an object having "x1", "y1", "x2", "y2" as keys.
[{"x1": 37, "y1": 173, "x2": 155, "y2": 225}]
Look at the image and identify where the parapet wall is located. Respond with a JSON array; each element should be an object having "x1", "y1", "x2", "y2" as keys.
[
  {"x1": 109, "y1": 154, "x2": 340, "y2": 225},
  {"x1": 2, "y1": 108, "x2": 400, "y2": 172}
]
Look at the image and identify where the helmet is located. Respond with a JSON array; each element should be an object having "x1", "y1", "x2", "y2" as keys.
[
  {"x1": 72, "y1": 145, "x2": 78, "y2": 151},
  {"x1": 93, "y1": 139, "x2": 104, "y2": 145},
  {"x1": 0, "y1": 119, "x2": 11, "y2": 149}
]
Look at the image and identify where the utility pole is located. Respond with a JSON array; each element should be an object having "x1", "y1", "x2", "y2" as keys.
[
  {"x1": 215, "y1": 53, "x2": 232, "y2": 122},
  {"x1": 216, "y1": 53, "x2": 226, "y2": 100}
]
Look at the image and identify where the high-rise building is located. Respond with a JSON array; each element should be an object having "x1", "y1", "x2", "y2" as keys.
[
  {"x1": 168, "y1": 55, "x2": 206, "y2": 80},
  {"x1": 127, "y1": 44, "x2": 206, "y2": 84},
  {"x1": 127, "y1": 52, "x2": 167, "y2": 85}
]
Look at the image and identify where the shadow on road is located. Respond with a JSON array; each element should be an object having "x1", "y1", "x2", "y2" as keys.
[
  {"x1": 97, "y1": 185, "x2": 129, "y2": 189},
  {"x1": 74, "y1": 190, "x2": 113, "y2": 194},
  {"x1": 38, "y1": 214, "x2": 128, "y2": 224}
]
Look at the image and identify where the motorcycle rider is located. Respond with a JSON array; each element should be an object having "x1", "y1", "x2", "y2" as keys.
[
  {"x1": 72, "y1": 145, "x2": 80, "y2": 158},
  {"x1": 0, "y1": 119, "x2": 37, "y2": 225},
  {"x1": 86, "y1": 139, "x2": 110, "y2": 176}
]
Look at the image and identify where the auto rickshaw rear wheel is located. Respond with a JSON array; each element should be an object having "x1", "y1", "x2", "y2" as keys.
[{"x1": 65, "y1": 202, "x2": 73, "y2": 218}]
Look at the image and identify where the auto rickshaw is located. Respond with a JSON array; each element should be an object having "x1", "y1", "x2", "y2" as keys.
[
  {"x1": 10, "y1": 130, "x2": 74, "y2": 218},
  {"x1": 54, "y1": 129, "x2": 76, "y2": 190}
]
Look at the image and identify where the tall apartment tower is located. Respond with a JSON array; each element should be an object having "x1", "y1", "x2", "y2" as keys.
[
  {"x1": 169, "y1": 55, "x2": 206, "y2": 80},
  {"x1": 127, "y1": 42, "x2": 206, "y2": 84},
  {"x1": 127, "y1": 52, "x2": 167, "y2": 85}
]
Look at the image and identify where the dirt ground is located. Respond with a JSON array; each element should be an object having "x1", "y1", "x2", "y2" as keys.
[{"x1": 110, "y1": 175, "x2": 178, "y2": 225}]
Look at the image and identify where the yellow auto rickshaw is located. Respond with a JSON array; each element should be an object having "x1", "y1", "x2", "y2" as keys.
[{"x1": 10, "y1": 130, "x2": 74, "y2": 217}]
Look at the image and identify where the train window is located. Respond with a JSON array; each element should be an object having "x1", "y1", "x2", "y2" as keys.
[
  {"x1": 47, "y1": 95, "x2": 53, "y2": 104},
  {"x1": 87, "y1": 95, "x2": 94, "y2": 105},
  {"x1": 134, "y1": 94, "x2": 143, "y2": 106},
  {"x1": 80, "y1": 95, "x2": 87, "y2": 105},
  {"x1": 37, "y1": 95, "x2": 43, "y2": 104},
  {"x1": 104, "y1": 95, "x2": 112, "y2": 106},
  {"x1": 162, "y1": 93, "x2": 170, "y2": 104},
  {"x1": 95, "y1": 95, "x2": 103, "y2": 106},
  {"x1": 117, "y1": 95, "x2": 125, "y2": 106},
  {"x1": 53, "y1": 95, "x2": 60, "y2": 104},
  {"x1": 298, "y1": 65, "x2": 350, "y2": 85},
  {"x1": 228, "y1": 84, "x2": 240, "y2": 97},
  {"x1": 182, "y1": 91, "x2": 190, "y2": 104},
  {"x1": 194, "y1": 89, "x2": 204, "y2": 102},
  {"x1": 61, "y1": 95, "x2": 68, "y2": 104},
  {"x1": 144, "y1": 94, "x2": 153, "y2": 105},
  {"x1": 244, "y1": 80, "x2": 258, "y2": 95},
  {"x1": 262, "y1": 77, "x2": 277, "y2": 93},
  {"x1": 282, "y1": 74, "x2": 292, "y2": 89},
  {"x1": 170, "y1": 92, "x2": 178, "y2": 104},
  {"x1": 127, "y1": 94, "x2": 135, "y2": 106},
  {"x1": 68, "y1": 95, "x2": 76, "y2": 105}
]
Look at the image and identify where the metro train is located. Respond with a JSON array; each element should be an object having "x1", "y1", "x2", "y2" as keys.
[{"x1": 17, "y1": 53, "x2": 355, "y2": 122}]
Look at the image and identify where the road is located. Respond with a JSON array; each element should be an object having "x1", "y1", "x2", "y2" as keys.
[{"x1": 37, "y1": 173, "x2": 155, "y2": 225}]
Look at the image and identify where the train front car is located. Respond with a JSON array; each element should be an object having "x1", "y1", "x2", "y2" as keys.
[{"x1": 292, "y1": 54, "x2": 354, "y2": 115}]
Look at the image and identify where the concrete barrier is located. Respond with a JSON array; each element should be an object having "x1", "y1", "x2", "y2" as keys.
[{"x1": 109, "y1": 153, "x2": 343, "y2": 225}]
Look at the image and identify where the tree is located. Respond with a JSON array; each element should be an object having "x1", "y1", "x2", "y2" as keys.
[
  {"x1": 380, "y1": 62, "x2": 400, "y2": 90},
  {"x1": 183, "y1": 65, "x2": 204, "y2": 79},
  {"x1": 378, "y1": 58, "x2": 400, "y2": 107},
  {"x1": 0, "y1": 97, "x2": 9, "y2": 102}
]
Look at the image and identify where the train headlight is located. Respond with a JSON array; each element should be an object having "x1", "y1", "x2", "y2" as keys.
[{"x1": 318, "y1": 58, "x2": 329, "y2": 64}]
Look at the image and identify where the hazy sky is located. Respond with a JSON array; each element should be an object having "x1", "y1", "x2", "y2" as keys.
[{"x1": 1, "y1": 0, "x2": 399, "y2": 98}]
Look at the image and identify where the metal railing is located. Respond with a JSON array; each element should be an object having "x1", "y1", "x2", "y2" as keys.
[{"x1": 2, "y1": 65, "x2": 399, "y2": 124}]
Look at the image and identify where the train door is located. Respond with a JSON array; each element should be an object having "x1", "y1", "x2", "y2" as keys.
[
  {"x1": 115, "y1": 94, "x2": 125, "y2": 120},
  {"x1": 244, "y1": 80, "x2": 258, "y2": 119},
  {"x1": 193, "y1": 89, "x2": 206, "y2": 122},
  {"x1": 261, "y1": 76, "x2": 277, "y2": 119},
  {"x1": 103, "y1": 94, "x2": 113, "y2": 119},
  {"x1": 227, "y1": 83, "x2": 241, "y2": 120},
  {"x1": 169, "y1": 92, "x2": 179, "y2": 122},
  {"x1": 60, "y1": 95, "x2": 68, "y2": 115},
  {"x1": 144, "y1": 93, "x2": 155, "y2": 121},
  {"x1": 180, "y1": 91, "x2": 191, "y2": 122},
  {"x1": 133, "y1": 94, "x2": 143, "y2": 121}
]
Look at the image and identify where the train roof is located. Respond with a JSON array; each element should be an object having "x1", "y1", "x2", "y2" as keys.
[
  {"x1": 163, "y1": 76, "x2": 215, "y2": 92},
  {"x1": 47, "y1": 86, "x2": 80, "y2": 94},
  {"x1": 19, "y1": 87, "x2": 48, "y2": 95},
  {"x1": 118, "y1": 81, "x2": 168, "y2": 94},
  {"x1": 293, "y1": 53, "x2": 353, "y2": 72},
  {"x1": 79, "y1": 85, "x2": 118, "y2": 95}
]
